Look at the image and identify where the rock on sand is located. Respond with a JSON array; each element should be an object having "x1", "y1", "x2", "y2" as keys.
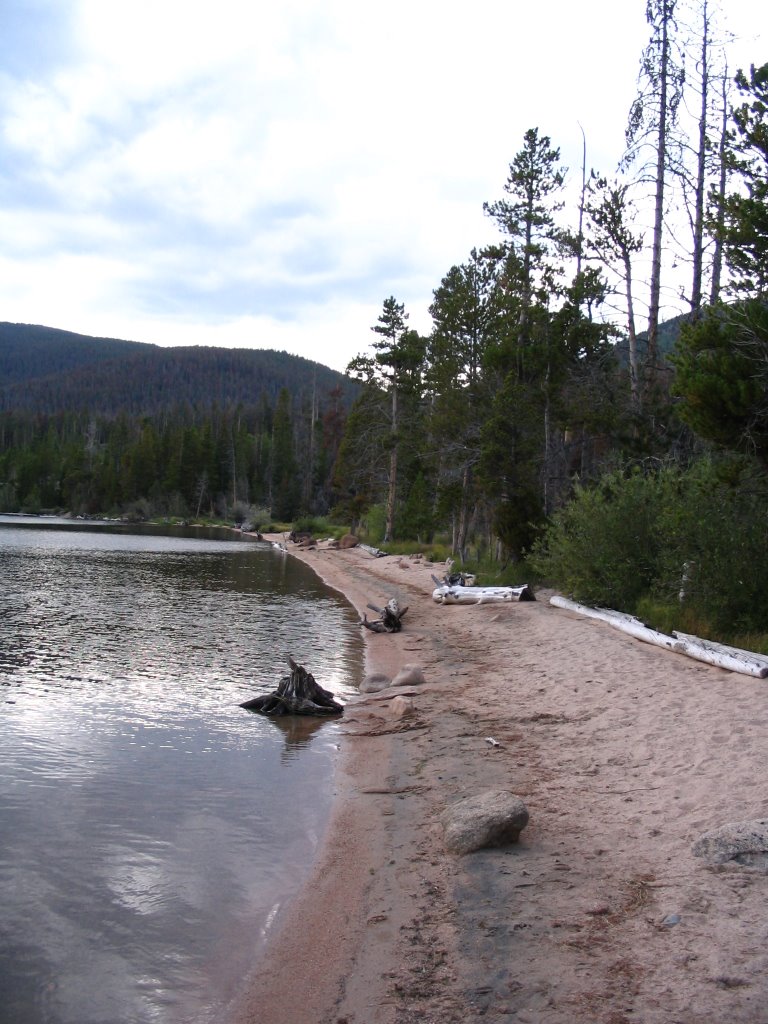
[{"x1": 442, "y1": 790, "x2": 529, "y2": 855}]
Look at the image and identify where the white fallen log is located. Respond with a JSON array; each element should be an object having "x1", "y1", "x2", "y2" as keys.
[
  {"x1": 673, "y1": 631, "x2": 768, "y2": 677},
  {"x1": 359, "y1": 543, "x2": 388, "y2": 558},
  {"x1": 549, "y1": 595, "x2": 768, "y2": 679},
  {"x1": 433, "y1": 584, "x2": 535, "y2": 605},
  {"x1": 549, "y1": 597, "x2": 643, "y2": 627}
]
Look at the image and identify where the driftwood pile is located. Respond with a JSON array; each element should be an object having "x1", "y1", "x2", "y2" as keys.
[
  {"x1": 362, "y1": 598, "x2": 408, "y2": 633},
  {"x1": 438, "y1": 559, "x2": 477, "y2": 587},
  {"x1": 240, "y1": 656, "x2": 343, "y2": 716}
]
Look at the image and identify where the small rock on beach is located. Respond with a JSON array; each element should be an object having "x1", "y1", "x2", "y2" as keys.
[
  {"x1": 392, "y1": 664, "x2": 426, "y2": 686},
  {"x1": 359, "y1": 672, "x2": 391, "y2": 693},
  {"x1": 691, "y1": 819, "x2": 768, "y2": 871},
  {"x1": 442, "y1": 790, "x2": 529, "y2": 855}
]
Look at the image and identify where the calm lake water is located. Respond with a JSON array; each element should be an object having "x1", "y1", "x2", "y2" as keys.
[{"x1": 0, "y1": 517, "x2": 364, "y2": 1024}]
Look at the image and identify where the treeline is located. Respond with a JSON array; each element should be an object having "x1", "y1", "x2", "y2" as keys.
[{"x1": 0, "y1": 385, "x2": 348, "y2": 521}]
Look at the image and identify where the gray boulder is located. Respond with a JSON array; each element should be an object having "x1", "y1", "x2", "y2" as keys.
[
  {"x1": 691, "y1": 819, "x2": 768, "y2": 871},
  {"x1": 442, "y1": 790, "x2": 529, "y2": 855},
  {"x1": 392, "y1": 664, "x2": 426, "y2": 686},
  {"x1": 359, "y1": 672, "x2": 391, "y2": 694}
]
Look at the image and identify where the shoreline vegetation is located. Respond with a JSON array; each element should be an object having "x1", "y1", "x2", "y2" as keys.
[{"x1": 225, "y1": 536, "x2": 768, "y2": 1024}]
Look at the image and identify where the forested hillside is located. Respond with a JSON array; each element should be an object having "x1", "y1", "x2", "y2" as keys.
[
  {"x1": 0, "y1": 323, "x2": 357, "y2": 520},
  {"x1": 0, "y1": 322, "x2": 357, "y2": 414}
]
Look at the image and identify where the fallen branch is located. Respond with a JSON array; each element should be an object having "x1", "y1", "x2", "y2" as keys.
[
  {"x1": 549, "y1": 596, "x2": 768, "y2": 678},
  {"x1": 362, "y1": 598, "x2": 408, "y2": 633}
]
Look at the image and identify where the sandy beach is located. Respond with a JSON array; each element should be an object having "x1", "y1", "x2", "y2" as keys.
[{"x1": 226, "y1": 540, "x2": 768, "y2": 1024}]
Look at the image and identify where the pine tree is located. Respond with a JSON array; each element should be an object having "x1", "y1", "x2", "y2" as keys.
[
  {"x1": 719, "y1": 62, "x2": 768, "y2": 297},
  {"x1": 347, "y1": 297, "x2": 426, "y2": 542}
]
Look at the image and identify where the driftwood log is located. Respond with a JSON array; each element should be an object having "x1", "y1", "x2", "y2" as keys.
[
  {"x1": 361, "y1": 598, "x2": 408, "y2": 633},
  {"x1": 359, "y1": 543, "x2": 388, "y2": 558},
  {"x1": 549, "y1": 596, "x2": 768, "y2": 679},
  {"x1": 432, "y1": 584, "x2": 535, "y2": 605},
  {"x1": 240, "y1": 657, "x2": 344, "y2": 716}
]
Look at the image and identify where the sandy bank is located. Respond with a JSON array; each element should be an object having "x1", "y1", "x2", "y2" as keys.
[{"x1": 226, "y1": 540, "x2": 768, "y2": 1024}]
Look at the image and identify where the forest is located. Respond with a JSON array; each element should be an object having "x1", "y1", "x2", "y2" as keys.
[
  {"x1": 0, "y1": 325, "x2": 356, "y2": 521},
  {"x1": 332, "y1": 1, "x2": 768, "y2": 642},
  {"x1": 1, "y1": 1, "x2": 767, "y2": 641}
]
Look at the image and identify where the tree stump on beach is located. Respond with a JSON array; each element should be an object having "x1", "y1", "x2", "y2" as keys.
[
  {"x1": 240, "y1": 657, "x2": 343, "y2": 716},
  {"x1": 361, "y1": 598, "x2": 408, "y2": 633}
]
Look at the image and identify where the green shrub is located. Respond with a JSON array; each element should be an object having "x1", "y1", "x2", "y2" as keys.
[
  {"x1": 292, "y1": 516, "x2": 349, "y2": 538},
  {"x1": 634, "y1": 596, "x2": 715, "y2": 639},
  {"x1": 653, "y1": 458, "x2": 768, "y2": 635},
  {"x1": 360, "y1": 504, "x2": 387, "y2": 545},
  {"x1": 531, "y1": 456, "x2": 768, "y2": 638},
  {"x1": 396, "y1": 473, "x2": 435, "y2": 543},
  {"x1": 529, "y1": 467, "x2": 669, "y2": 608}
]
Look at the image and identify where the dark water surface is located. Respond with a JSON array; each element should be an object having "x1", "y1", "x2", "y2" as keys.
[{"x1": 0, "y1": 518, "x2": 363, "y2": 1024}]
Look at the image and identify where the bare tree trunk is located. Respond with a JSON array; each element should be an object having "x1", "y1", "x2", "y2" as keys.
[
  {"x1": 624, "y1": 251, "x2": 641, "y2": 409},
  {"x1": 710, "y1": 66, "x2": 729, "y2": 304},
  {"x1": 576, "y1": 122, "x2": 587, "y2": 288},
  {"x1": 194, "y1": 472, "x2": 208, "y2": 519},
  {"x1": 646, "y1": 1, "x2": 673, "y2": 398},
  {"x1": 229, "y1": 431, "x2": 238, "y2": 507},
  {"x1": 456, "y1": 464, "x2": 473, "y2": 561},
  {"x1": 690, "y1": 0, "x2": 711, "y2": 320},
  {"x1": 384, "y1": 384, "x2": 398, "y2": 542}
]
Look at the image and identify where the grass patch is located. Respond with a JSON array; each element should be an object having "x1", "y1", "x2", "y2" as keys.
[
  {"x1": 376, "y1": 539, "x2": 452, "y2": 562},
  {"x1": 630, "y1": 597, "x2": 768, "y2": 655},
  {"x1": 292, "y1": 516, "x2": 350, "y2": 539}
]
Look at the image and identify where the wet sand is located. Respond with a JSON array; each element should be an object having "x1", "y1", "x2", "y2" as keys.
[{"x1": 226, "y1": 540, "x2": 768, "y2": 1024}]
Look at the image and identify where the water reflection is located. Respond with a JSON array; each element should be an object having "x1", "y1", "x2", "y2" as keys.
[
  {"x1": 0, "y1": 523, "x2": 363, "y2": 1024},
  {"x1": 267, "y1": 713, "x2": 338, "y2": 759}
]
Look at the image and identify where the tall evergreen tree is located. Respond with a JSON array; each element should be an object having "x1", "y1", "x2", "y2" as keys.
[
  {"x1": 586, "y1": 176, "x2": 645, "y2": 408},
  {"x1": 347, "y1": 297, "x2": 425, "y2": 542},
  {"x1": 427, "y1": 250, "x2": 501, "y2": 556},
  {"x1": 484, "y1": 127, "x2": 567, "y2": 362},
  {"x1": 719, "y1": 62, "x2": 768, "y2": 297},
  {"x1": 673, "y1": 63, "x2": 768, "y2": 466}
]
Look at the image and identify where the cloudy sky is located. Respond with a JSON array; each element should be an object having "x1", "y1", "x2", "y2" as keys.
[{"x1": 0, "y1": 1, "x2": 765, "y2": 372}]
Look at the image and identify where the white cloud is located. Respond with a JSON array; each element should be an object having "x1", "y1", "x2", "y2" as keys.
[{"x1": 0, "y1": 0, "x2": 766, "y2": 372}]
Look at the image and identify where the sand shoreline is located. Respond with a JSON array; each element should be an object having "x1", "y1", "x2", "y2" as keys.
[{"x1": 227, "y1": 539, "x2": 768, "y2": 1024}]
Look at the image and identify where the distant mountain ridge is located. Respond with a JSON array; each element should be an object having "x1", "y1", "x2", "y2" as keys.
[{"x1": 0, "y1": 322, "x2": 357, "y2": 415}]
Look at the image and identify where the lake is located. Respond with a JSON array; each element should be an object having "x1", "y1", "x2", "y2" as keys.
[{"x1": 0, "y1": 517, "x2": 364, "y2": 1024}]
